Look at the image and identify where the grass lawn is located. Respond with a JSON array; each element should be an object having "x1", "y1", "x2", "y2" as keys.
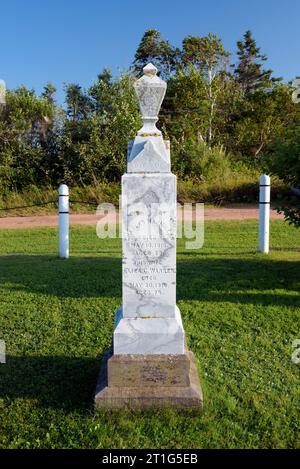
[{"x1": 0, "y1": 219, "x2": 300, "y2": 449}]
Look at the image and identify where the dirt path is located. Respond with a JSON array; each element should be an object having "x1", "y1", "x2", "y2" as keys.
[{"x1": 0, "y1": 206, "x2": 283, "y2": 229}]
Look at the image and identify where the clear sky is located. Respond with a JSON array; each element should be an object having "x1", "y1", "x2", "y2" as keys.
[{"x1": 1, "y1": 0, "x2": 299, "y2": 103}]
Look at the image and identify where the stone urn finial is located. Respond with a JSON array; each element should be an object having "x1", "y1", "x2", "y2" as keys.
[{"x1": 134, "y1": 62, "x2": 167, "y2": 136}]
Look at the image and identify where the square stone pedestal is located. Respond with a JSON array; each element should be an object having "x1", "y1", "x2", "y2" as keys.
[
  {"x1": 113, "y1": 306, "x2": 185, "y2": 355},
  {"x1": 94, "y1": 349, "x2": 203, "y2": 410}
]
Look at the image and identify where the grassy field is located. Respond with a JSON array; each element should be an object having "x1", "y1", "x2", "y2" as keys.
[{"x1": 0, "y1": 220, "x2": 299, "y2": 449}]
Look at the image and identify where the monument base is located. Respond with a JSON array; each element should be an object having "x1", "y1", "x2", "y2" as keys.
[
  {"x1": 113, "y1": 306, "x2": 185, "y2": 355},
  {"x1": 94, "y1": 349, "x2": 203, "y2": 410}
]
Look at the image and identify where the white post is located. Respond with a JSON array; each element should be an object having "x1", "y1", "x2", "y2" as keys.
[
  {"x1": 59, "y1": 184, "x2": 69, "y2": 259},
  {"x1": 258, "y1": 174, "x2": 270, "y2": 254}
]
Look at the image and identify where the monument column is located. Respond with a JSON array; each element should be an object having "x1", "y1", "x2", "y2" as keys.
[{"x1": 95, "y1": 64, "x2": 203, "y2": 409}]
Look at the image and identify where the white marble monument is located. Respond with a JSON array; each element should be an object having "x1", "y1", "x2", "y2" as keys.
[
  {"x1": 114, "y1": 63, "x2": 184, "y2": 355},
  {"x1": 95, "y1": 64, "x2": 202, "y2": 409}
]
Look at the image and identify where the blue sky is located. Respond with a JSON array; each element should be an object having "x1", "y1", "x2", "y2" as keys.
[{"x1": 1, "y1": 0, "x2": 299, "y2": 103}]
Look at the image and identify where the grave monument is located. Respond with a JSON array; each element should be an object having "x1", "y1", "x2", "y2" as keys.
[{"x1": 95, "y1": 63, "x2": 203, "y2": 409}]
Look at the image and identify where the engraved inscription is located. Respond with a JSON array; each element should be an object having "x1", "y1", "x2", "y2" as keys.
[{"x1": 122, "y1": 174, "x2": 177, "y2": 318}]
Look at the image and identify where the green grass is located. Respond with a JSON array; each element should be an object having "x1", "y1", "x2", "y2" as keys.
[{"x1": 0, "y1": 220, "x2": 300, "y2": 449}]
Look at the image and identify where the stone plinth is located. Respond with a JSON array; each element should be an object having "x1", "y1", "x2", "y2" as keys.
[
  {"x1": 108, "y1": 351, "x2": 191, "y2": 387},
  {"x1": 95, "y1": 349, "x2": 203, "y2": 410}
]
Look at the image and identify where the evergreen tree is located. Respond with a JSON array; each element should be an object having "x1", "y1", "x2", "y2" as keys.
[
  {"x1": 132, "y1": 29, "x2": 179, "y2": 79},
  {"x1": 65, "y1": 84, "x2": 92, "y2": 121},
  {"x1": 89, "y1": 68, "x2": 114, "y2": 115},
  {"x1": 234, "y1": 30, "x2": 273, "y2": 95},
  {"x1": 41, "y1": 83, "x2": 57, "y2": 104}
]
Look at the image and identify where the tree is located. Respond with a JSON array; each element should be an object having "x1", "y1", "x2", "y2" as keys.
[
  {"x1": 234, "y1": 30, "x2": 274, "y2": 95},
  {"x1": 0, "y1": 29, "x2": 298, "y2": 199},
  {"x1": 0, "y1": 86, "x2": 56, "y2": 190},
  {"x1": 89, "y1": 68, "x2": 114, "y2": 116},
  {"x1": 132, "y1": 29, "x2": 179, "y2": 79},
  {"x1": 161, "y1": 66, "x2": 207, "y2": 144},
  {"x1": 224, "y1": 31, "x2": 285, "y2": 159},
  {"x1": 233, "y1": 85, "x2": 296, "y2": 158},
  {"x1": 42, "y1": 83, "x2": 57, "y2": 104},
  {"x1": 59, "y1": 72, "x2": 141, "y2": 185},
  {"x1": 89, "y1": 72, "x2": 141, "y2": 180},
  {"x1": 64, "y1": 84, "x2": 92, "y2": 120},
  {"x1": 40, "y1": 83, "x2": 65, "y2": 184},
  {"x1": 181, "y1": 34, "x2": 231, "y2": 145}
]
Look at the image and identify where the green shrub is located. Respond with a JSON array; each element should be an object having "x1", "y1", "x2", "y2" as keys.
[
  {"x1": 263, "y1": 124, "x2": 300, "y2": 227},
  {"x1": 172, "y1": 140, "x2": 233, "y2": 181},
  {"x1": 173, "y1": 140, "x2": 266, "y2": 204}
]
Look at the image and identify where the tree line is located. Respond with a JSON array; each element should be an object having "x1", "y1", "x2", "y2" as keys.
[{"x1": 0, "y1": 29, "x2": 299, "y2": 224}]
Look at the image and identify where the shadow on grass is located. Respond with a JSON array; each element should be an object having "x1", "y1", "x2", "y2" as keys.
[
  {"x1": 0, "y1": 354, "x2": 101, "y2": 411},
  {"x1": 0, "y1": 253, "x2": 299, "y2": 411},
  {"x1": 177, "y1": 256, "x2": 300, "y2": 306},
  {"x1": 0, "y1": 254, "x2": 299, "y2": 306},
  {"x1": 0, "y1": 255, "x2": 122, "y2": 299}
]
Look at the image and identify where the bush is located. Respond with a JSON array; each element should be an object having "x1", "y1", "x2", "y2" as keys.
[
  {"x1": 172, "y1": 140, "x2": 264, "y2": 204},
  {"x1": 172, "y1": 140, "x2": 233, "y2": 181},
  {"x1": 263, "y1": 124, "x2": 300, "y2": 227}
]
